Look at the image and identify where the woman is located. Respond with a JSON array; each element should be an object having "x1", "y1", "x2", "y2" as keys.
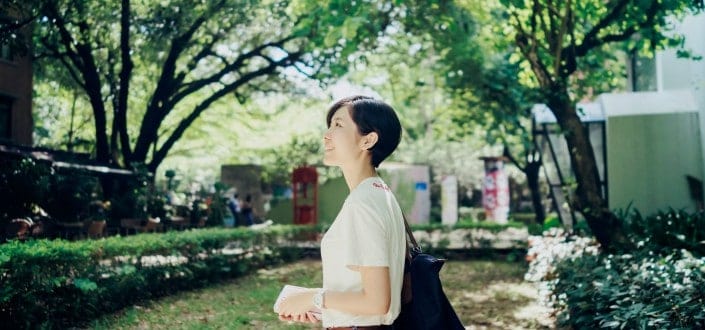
[{"x1": 277, "y1": 96, "x2": 406, "y2": 329}]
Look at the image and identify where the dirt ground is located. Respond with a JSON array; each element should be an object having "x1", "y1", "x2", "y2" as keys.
[
  {"x1": 442, "y1": 260, "x2": 554, "y2": 329},
  {"x1": 92, "y1": 259, "x2": 554, "y2": 329}
]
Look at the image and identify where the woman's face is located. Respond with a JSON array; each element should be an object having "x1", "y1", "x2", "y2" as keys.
[{"x1": 323, "y1": 106, "x2": 365, "y2": 167}]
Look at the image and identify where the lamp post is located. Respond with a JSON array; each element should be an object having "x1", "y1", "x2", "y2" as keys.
[{"x1": 531, "y1": 103, "x2": 607, "y2": 230}]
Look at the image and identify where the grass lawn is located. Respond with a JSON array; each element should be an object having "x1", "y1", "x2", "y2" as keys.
[{"x1": 91, "y1": 258, "x2": 551, "y2": 329}]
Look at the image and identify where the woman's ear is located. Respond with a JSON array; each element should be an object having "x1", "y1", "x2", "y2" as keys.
[{"x1": 360, "y1": 132, "x2": 379, "y2": 150}]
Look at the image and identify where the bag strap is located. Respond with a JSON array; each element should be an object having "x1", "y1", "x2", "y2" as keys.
[{"x1": 401, "y1": 213, "x2": 421, "y2": 255}]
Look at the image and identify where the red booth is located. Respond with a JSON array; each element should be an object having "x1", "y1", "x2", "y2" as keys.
[{"x1": 292, "y1": 166, "x2": 318, "y2": 225}]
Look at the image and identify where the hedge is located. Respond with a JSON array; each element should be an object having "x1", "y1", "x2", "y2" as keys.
[{"x1": 0, "y1": 225, "x2": 318, "y2": 328}]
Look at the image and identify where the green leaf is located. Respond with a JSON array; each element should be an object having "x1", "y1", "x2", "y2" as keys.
[
  {"x1": 342, "y1": 16, "x2": 365, "y2": 39},
  {"x1": 323, "y1": 27, "x2": 342, "y2": 48},
  {"x1": 73, "y1": 278, "x2": 98, "y2": 292}
]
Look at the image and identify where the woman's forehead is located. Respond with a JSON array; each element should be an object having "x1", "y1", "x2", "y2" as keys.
[{"x1": 331, "y1": 106, "x2": 352, "y2": 121}]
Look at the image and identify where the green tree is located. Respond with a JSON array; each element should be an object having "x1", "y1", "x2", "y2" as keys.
[
  {"x1": 1, "y1": 0, "x2": 400, "y2": 174},
  {"x1": 344, "y1": 34, "x2": 501, "y2": 190},
  {"x1": 443, "y1": 0, "x2": 704, "y2": 249},
  {"x1": 395, "y1": 2, "x2": 547, "y2": 222}
]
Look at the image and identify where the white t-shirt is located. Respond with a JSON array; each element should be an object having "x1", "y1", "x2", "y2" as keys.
[{"x1": 320, "y1": 176, "x2": 406, "y2": 327}]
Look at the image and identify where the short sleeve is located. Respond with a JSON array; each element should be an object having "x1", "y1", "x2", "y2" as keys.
[{"x1": 339, "y1": 201, "x2": 389, "y2": 267}]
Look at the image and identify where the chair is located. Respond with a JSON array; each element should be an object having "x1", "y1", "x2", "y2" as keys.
[
  {"x1": 139, "y1": 217, "x2": 163, "y2": 233},
  {"x1": 196, "y1": 216, "x2": 207, "y2": 228},
  {"x1": 3, "y1": 218, "x2": 33, "y2": 241},
  {"x1": 84, "y1": 220, "x2": 106, "y2": 239}
]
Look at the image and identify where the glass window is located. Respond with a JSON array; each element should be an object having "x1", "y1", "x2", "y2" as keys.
[{"x1": 629, "y1": 51, "x2": 657, "y2": 92}]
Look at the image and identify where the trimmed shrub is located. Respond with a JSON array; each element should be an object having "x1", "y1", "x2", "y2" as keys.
[{"x1": 0, "y1": 225, "x2": 316, "y2": 328}]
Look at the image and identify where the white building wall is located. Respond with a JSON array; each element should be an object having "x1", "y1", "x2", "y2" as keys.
[{"x1": 656, "y1": 12, "x2": 705, "y2": 190}]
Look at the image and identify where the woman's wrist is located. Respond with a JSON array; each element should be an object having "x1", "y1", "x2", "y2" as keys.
[{"x1": 312, "y1": 289, "x2": 325, "y2": 309}]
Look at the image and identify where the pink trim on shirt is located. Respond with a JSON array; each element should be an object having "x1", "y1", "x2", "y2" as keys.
[{"x1": 372, "y1": 182, "x2": 391, "y2": 191}]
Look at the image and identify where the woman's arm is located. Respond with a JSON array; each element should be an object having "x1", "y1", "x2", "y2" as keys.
[
  {"x1": 276, "y1": 266, "x2": 391, "y2": 318},
  {"x1": 325, "y1": 266, "x2": 390, "y2": 315}
]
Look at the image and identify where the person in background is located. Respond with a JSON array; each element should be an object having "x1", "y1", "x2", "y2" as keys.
[
  {"x1": 276, "y1": 96, "x2": 406, "y2": 329},
  {"x1": 227, "y1": 193, "x2": 242, "y2": 227},
  {"x1": 240, "y1": 194, "x2": 255, "y2": 226}
]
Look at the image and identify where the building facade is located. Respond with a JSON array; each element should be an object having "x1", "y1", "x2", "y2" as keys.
[{"x1": 0, "y1": 28, "x2": 33, "y2": 146}]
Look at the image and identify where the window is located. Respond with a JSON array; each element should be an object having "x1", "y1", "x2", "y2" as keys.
[
  {"x1": 0, "y1": 43, "x2": 10, "y2": 61},
  {"x1": 628, "y1": 51, "x2": 657, "y2": 92},
  {"x1": 0, "y1": 15, "x2": 13, "y2": 61},
  {"x1": 0, "y1": 96, "x2": 11, "y2": 140}
]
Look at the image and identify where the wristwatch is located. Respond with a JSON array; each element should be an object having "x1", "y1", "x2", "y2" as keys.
[{"x1": 312, "y1": 289, "x2": 325, "y2": 310}]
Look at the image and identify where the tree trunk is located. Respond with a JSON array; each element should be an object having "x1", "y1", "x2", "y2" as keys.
[
  {"x1": 503, "y1": 146, "x2": 546, "y2": 225},
  {"x1": 548, "y1": 91, "x2": 628, "y2": 251},
  {"x1": 525, "y1": 160, "x2": 545, "y2": 224}
]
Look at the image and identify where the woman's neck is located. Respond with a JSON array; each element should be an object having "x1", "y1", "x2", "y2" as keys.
[{"x1": 342, "y1": 165, "x2": 377, "y2": 191}]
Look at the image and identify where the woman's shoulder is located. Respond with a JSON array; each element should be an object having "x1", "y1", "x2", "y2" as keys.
[
  {"x1": 350, "y1": 176, "x2": 385, "y2": 193},
  {"x1": 346, "y1": 177, "x2": 393, "y2": 206}
]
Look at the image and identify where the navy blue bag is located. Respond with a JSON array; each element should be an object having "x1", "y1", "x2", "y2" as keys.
[{"x1": 393, "y1": 216, "x2": 464, "y2": 330}]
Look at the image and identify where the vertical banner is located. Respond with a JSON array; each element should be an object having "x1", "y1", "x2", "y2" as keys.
[
  {"x1": 441, "y1": 175, "x2": 458, "y2": 226},
  {"x1": 481, "y1": 157, "x2": 510, "y2": 223}
]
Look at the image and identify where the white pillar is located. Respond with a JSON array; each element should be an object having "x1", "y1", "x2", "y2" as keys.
[{"x1": 441, "y1": 175, "x2": 458, "y2": 226}]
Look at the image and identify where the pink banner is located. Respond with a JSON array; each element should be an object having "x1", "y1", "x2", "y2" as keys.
[{"x1": 482, "y1": 159, "x2": 509, "y2": 222}]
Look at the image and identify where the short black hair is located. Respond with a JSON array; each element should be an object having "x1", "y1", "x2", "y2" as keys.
[{"x1": 326, "y1": 95, "x2": 402, "y2": 168}]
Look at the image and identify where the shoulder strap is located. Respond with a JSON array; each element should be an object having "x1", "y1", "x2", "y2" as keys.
[
  {"x1": 377, "y1": 171, "x2": 422, "y2": 255},
  {"x1": 402, "y1": 213, "x2": 421, "y2": 255}
]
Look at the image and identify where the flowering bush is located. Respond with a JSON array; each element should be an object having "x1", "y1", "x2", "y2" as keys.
[
  {"x1": 621, "y1": 209, "x2": 705, "y2": 256},
  {"x1": 526, "y1": 210, "x2": 705, "y2": 329},
  {"x1": 524, "y1": 228, "x2": 599, "y2": 317},
  {"x1": 551, "y1": 249, "x2": 705, "y2": 328}
]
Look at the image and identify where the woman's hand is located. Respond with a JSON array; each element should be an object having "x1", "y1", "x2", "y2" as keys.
[
  {"x1": 278, "y1": 311, "x2": 320, "y2": 323},
  {"x1": 277, "y1": 291, "x2": 320, "y2": 324}
]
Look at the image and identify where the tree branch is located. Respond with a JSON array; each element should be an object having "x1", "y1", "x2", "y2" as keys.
[
  {"x1": 133, "y1": 10, "x2": 212, "y2": 160},
  {"x1": 148, "y1": 51, "x2": 302, "y2": 170},
  {"x1": 169, "y1": 36, "x2": 296, "y2": 106},
  {"x1": 552, "y1": 0, "x2": 571, "y2": 75},
  {"x1": 513, "y1": 12, "x2": 553, "y2": 87},
  {"x1": 537, "y1": 0, "x2": 554, "y2": 54},
  {"x1": 117, "y1": 0, "x2": 133, "y2": 162},
  {"x1": 503, "y1": 145, "x2": 526, "y2": 173},
  {"x1": 581, "y1": 0, "x2": 631, "y2": 48},
  {"x1": 574, "y1": 0, "x2": 641, "y2": 58},
  {"x1": 39, "y1": 37, "x2": 87, "y2": 90},
  {"x1": 107, "y1": 48, "x2": 119, "y2": 161},
  {"x1": 48, "y1": 3, "x2": 110, "y2": 162}
]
